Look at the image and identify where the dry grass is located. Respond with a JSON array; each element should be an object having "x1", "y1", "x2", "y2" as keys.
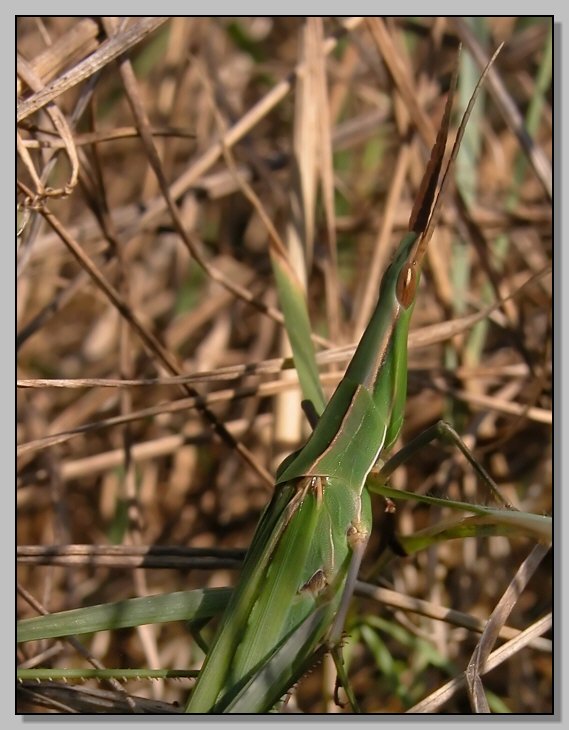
[{"x1": 17, "y1": 17, "x2": 552, "y2": 714}]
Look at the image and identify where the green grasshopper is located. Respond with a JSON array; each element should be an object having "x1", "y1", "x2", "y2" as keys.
[{"x1": 186, "y1": 50, "x2": 501, "y2": 714}]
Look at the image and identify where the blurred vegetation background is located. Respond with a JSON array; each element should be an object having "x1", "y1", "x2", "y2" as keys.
[{"x1": 17, "y1": 17, "x2": 552, "y2": 713}]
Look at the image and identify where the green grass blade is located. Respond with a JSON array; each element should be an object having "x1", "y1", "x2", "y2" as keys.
[
  {"x1": 397, "y1": 512, "x2": 551, "y2": 555},
  {"x1": 17, "y1": 587, "x2": 231, "y2": 643},
  {"x1": 272, "y1": 254, "x2": 326, "y2": 415},
  {"x1": 17, "y1": 668, "x2": 198, "y2": 682}
]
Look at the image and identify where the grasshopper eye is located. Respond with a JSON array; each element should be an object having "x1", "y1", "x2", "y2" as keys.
[{"x1": 396, "y1": 262, "x2": 417, "y2": 308}]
